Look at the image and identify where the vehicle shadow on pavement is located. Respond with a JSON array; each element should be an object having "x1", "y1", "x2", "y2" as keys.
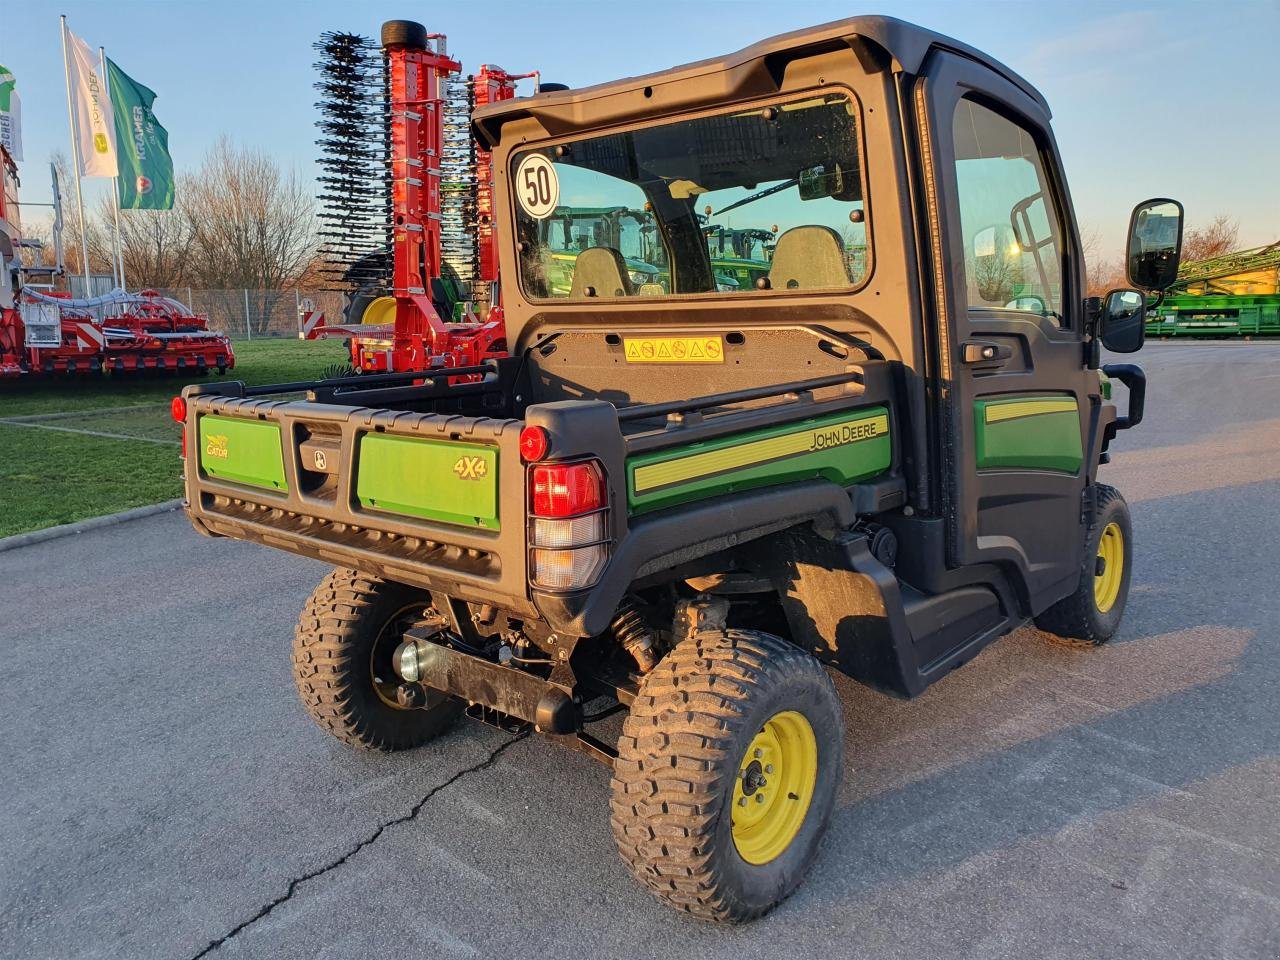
[{"x1": 782, "y1": 476, "x2": 1280, "y2": 955}]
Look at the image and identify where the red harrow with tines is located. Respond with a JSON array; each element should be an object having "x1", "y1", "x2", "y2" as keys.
[
  {"x1": 1, "y1": 289, "x2": 233, "y2": 379},
  {"x1": 0, "y1": 144, "x2": 233, "y2": 380},
  {"x1": 308, "y1": 22, "x2": 534, "y2": 374}
]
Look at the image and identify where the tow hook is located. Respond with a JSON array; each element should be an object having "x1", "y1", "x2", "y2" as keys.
[{"x1": 396, "y1": 684, "x2": 427, "y2": 708}]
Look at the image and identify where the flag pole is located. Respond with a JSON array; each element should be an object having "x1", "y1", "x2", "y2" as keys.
[
  {"x1": 59, "y1": 15, "x2": 91, "y2": 293},
  {"x1": 98, "y1": 45, "x2": 126, "y2": 291}
]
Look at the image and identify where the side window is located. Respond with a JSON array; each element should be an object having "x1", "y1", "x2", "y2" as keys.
[{"x1": 952, "y1": 98, "x2": 1067, "y2": 322}]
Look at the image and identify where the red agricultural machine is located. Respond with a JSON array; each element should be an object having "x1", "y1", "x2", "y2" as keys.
[
  {"x1": 0, "y1": 143, "x2": 233, "y2": 380},
  {"x1": 304, "y1": 23, "x2": 535, "y2": 373}
]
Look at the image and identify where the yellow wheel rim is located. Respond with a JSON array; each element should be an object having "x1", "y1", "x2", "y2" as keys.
[
  {"x1": 731, "y1": 710, "x2": 818, "y2": 865},
  {"x1": 361, "y1": 296, "x2": 396, "y2": 326},
  {"x1": 1094, "y1": 522, "x2": 1124, "y2": 614}
]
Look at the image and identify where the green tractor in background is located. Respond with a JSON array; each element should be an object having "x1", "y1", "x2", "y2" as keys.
[
  {"x1": 702, "y1": 225, "x2": 776, "y2": 289},
  {"x1": 538, "y1": 207, "x2": 662, "y2": 295},
  {"x1": 539, "y1": 206, "x2": 786, "y2": 294}
]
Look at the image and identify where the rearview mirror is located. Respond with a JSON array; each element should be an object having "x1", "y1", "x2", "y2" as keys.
[
  {"x1": 1127, "y1": 198, "x2": 1183, "y2": 291},
  {"x1": 1100, "y1": 288, "x2": 1146, "y2": 353},
  {"x1": 798, "y1": 162, "x2": 859, "y2": 202}
]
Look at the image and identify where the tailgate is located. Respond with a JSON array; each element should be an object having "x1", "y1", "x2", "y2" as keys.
[{"x1": 182, "y1": 395, "x2": 531, "y2": 613}]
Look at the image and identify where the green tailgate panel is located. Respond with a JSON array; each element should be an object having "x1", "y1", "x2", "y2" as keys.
[
  {"x1": 628, "y1": 407, "x2": 891, "y2": 514},
  {"x1": 974, "y1": 395, "x2": 1083, "y2": 474},
  {"x1": 198, "y1": 415, "x2": 288, "y2": 491},
  {"x1": 356, "y1": 434, "x2": 499, "y2": 530}
]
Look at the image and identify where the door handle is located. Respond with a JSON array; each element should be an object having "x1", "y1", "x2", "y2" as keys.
[{"x1": 961, "y1": 340, "x2": 1013, "y2": 365}]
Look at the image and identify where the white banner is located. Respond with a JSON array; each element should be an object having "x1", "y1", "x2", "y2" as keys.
[
  {"x1": 65, "y1": 28, "x2": 117, "y2": 177},
  {"x1": 0, "y1": 87, "x2": 20, "y2": 161}
]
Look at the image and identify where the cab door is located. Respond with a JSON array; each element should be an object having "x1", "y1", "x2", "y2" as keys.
[{"x1": 917, "y1": 51, "x2": 1096, "y2": 613}]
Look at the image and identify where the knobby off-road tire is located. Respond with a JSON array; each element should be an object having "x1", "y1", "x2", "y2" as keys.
[
  {"x1": 610, "y1": 629, "x2": 843, "y2": 922},
  {"x1": 293, "y1": 568, "x2": 461, "y2": 751},
  {"x1": 1035, "y1": 484, "x2": 1132, "y2": 647}
]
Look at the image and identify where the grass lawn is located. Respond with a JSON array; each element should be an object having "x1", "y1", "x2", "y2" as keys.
[
  {"x1": 0, "y1": 337, "x2": 348, "y2": 416},
  {"x1": 0, "y1": 339, "x2": 348, "y2": 538}
]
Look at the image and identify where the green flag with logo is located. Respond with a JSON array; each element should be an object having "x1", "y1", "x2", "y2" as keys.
[{"x1": 106, "y1": 58, "x2": 174, "y2": 209}]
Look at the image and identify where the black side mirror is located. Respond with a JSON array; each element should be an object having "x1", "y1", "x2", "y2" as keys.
[
  {"x1": 1100, "y1": 288, "x2": 1146, "y2": 353},
  {"x1": 1127, "y1": 198, "x2": 1184, "y2": 291}
]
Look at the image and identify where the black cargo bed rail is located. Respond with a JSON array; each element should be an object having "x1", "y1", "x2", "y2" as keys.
[
  {"x1": 185, "y1": 359, "x2": 506, "y2": 402},
  {"x1": 619, "y1": 361, "x2": 894, "y2": 455}
]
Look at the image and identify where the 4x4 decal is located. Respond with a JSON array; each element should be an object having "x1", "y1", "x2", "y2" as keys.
[{"x1": 452, "y1": 455, "x2": 489, "y2": 480}]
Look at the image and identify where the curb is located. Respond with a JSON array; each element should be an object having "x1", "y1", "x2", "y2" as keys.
[{"x1": 0, "y1": 500, "x2": 184, "y2": 554}]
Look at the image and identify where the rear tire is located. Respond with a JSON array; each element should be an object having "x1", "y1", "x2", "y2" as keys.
[
  {"x1": 1035, "y1": 484, "x2": 1132, "y2": 647},
  {"x1": 293, "y1": 568, "x2": 461, "y2": 751},
  {"x1": 610, "y1": 629, "x2": 843, "y2": 921}
]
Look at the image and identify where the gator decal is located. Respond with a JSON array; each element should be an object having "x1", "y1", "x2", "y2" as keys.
[
  {"x1": 198, "y1": 415, "x2": 287, "y2": 491},
  {"x1": 628, "y1": 407, "x2": 891, "y2": 514},
  {"x1": 357, "y1": 434, "x2": 499, "y2": 530},
  {"x1": 974, "y1": 394, "x2": 1082, "y2": 473}
]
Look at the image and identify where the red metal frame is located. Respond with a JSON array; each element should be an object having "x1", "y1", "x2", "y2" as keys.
[
  {"x1": 337, "y1": 43, "x2": 531, "y2": 374},
  {"x1": 473, "y1": 65, "x2": 536, "y2": 289}
]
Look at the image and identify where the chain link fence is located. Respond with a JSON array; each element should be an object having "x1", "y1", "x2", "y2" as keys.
[
  {"x1": 148, "y1": 288, "x2": 348, "y2": 340},
  {"x1": 59, "y1": 278, "x2": 350, "y2": 340}
]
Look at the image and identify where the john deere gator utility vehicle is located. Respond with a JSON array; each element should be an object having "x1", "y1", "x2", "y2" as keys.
[{"x1": 177, "y1": 16, "x2": 1184, "y2": 920}]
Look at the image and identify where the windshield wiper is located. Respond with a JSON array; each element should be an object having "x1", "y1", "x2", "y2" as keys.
[{"x1": 711, "y1": 178, "x2": 799, "y2": 218}]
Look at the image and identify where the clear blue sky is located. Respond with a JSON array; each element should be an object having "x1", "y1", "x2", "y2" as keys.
[{"x1": 3, "y1": 0, "x2": 1277, "y2": 256}]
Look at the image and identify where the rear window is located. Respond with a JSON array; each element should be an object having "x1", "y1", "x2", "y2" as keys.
[{"x1": 511, "y1": 92, "x2": 869, "y2": 300}]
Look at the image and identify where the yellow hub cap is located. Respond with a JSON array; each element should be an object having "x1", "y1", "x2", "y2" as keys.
[
  {"x1": 731, "y1": 710, "x2": 818, "y2": 865},
  {"x1": 1094, "y1": 522, "x2": 1124, "y2": 614}
]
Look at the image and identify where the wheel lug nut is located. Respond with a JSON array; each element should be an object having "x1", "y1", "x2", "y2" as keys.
[
  {"x1": 765, "y1": 764, "x2": 774, "y2": 774},
  {"x1": 756, "y1": 793, "x2": 766, "y2": 803},
  {"x1": 754, "y1": 749, "x2": 762, "y2": 759},
  {"x1": 738, "y1": 796, "x2": 748, "y2": 807}
]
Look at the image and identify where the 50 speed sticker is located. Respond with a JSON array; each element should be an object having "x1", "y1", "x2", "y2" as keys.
[
  {"x1": 623, "y1": 336, "x2": 725, "y2": 364},
  {"x1": 515, "y1": 154, "x2": 559, "y2": 220}
]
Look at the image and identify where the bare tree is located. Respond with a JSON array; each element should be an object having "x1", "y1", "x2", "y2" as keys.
[
  {"x1": 1181, "y1": 214, "x2": 1238, "y2": 264},
  {"x1": 184, "y1": 137, "x2": 316, "y2": 332},
  {"x1": 51, "y1": 151, "x2": 114, "y2": 280},
  {"x1": 970, "y1": 253, "x2": 1026, "y2": 304},
  {"x1": 98, "y1": 183, "x2": 198, "y2": 290}
]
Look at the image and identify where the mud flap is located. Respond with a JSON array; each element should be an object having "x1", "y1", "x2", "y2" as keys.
[{"x1": 748, "y1": 526, "x2": 922, "y2": 697}]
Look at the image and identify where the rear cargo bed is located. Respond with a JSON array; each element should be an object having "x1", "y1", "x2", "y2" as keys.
[{"x1": 181, "y1": 366, "x2": 534, "y2": 613}]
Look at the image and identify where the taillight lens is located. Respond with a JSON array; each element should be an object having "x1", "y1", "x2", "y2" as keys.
[
  {"x1": 170, "y1": 396, "x2": 187, "y2": 423},
  {"x1": 531, "y1": 545, "x2": 609, "y2": 591},
  {"x1": 531, "y1": 462, "x2": 604, "y2": 517},
  {"x1": 531, "y1": 514, "x2": 605, "y2": 548},
  {"x1": 528, "y1": 459, "x2": 608, "y2": 591}
]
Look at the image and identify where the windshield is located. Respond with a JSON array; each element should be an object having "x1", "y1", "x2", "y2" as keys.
[{"x1": 512, "y1": 92, "x2": 869, "y2": 300}]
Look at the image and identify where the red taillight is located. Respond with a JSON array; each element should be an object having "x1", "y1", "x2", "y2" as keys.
[
  {"x1": 170, "y1": 396, "x2": 187, "y2": 424},
  {"x1": 531, "y1": 461, "x2": 605, "y2": 517},
  {"x1": 529, "y1": 459, "x2": 609, "y2": 591},
  {"x1": 519, "y1": 425, "x2": 551, "y2": 462}
]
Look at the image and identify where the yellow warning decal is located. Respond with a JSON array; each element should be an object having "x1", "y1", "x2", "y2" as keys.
[{"x1": 623, "y1": 336, "x2": 724, "y2": 364}]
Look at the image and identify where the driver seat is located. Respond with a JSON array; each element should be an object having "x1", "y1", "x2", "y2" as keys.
[
  {"x1": 569, "y1": 247, "x2": 633, "y2": 299},
  {"x1": 768, "y1": 226, "x2": 849, "y2": 290}
]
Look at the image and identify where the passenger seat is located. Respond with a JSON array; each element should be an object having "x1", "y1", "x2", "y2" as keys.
[
  {"x1": 768, "y1": 226, "x2": 850, "y2": 290},
  {"x1": 569, "y1": 247, "x2": 634, "y2": 299}
]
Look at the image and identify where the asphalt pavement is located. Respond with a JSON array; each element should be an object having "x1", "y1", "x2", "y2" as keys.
[{"x1": 2, "y1": 342, "x2": 1278, "y2": 960}]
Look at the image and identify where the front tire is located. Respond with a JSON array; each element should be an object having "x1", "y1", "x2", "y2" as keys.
[
  {"x1": 292, "y1": 568, "x2": 461, "y2": 751},
  {"x1": 1035, "y1": 484, "x2": 1133, "y2": 646},
  {"x1": 610, "y1": 629, "x2": 843, "y2": 921}
]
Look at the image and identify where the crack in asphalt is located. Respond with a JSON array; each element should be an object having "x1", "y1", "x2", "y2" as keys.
[{"x1": 187, "y1": 733, "x2": 529, "y2": 960}]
